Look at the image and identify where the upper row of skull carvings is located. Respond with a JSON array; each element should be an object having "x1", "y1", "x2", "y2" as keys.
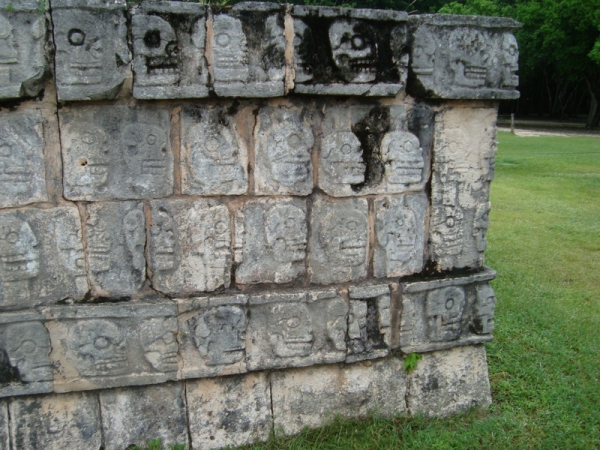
[{"x1": 0, "y1": 1, "x2": 521, "y2": 101}]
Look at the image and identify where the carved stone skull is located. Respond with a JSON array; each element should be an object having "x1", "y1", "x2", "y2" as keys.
[
  {"x1": 268, "y1": 303, "x2": 313, "y2": 358},
  {"x1": 265, "y1": 203, "x2": 307, "y2": 264},
  {"x1": 133, "y1": 15, "x2": 179, "y2": 86},
  {"x1": 0, "y1": 215, "x2": 39, "y2": 282},
  {"x1": 329, "y1": 19, "x2": 377, "y2": 83},
  {"x1": 473, "y1": 284, "x2": 496, "y2": 334},
  {"x1": 191, "y1": 305, "x2": 246, "y2": 366},
  {"x1": 449, "y1": 28, "x2": 489, "y2": 88},
  {"x1": 381, "y1": 130, "x2": 424, "y2": 186},
  {"x1": 433, "y1": 204, "x2": 464, "y2": 256},
  {"x1": 140, "y1": 317, "x2": 178, "y2": 372},
  {"x1": 150, "y1": 209, "x2": 177, "y2": 271},
  {"x1": 473, "y1": 201, "x2": 491, "y2": 252},
  {"x1": 0, "y1": 14, "x2": 17, "y2": 66},
  {"x1": 426, "y1": 286, "x2": 466, "y2": 341},
  {"x1": 321, "y1": 208, "x2": 368, "y2": 267},
  {"x1": 122, "y1": 123, "x2": 168, "y2": 189},
  {"x1": 4, "y1": 322, "x2": 52, "y2": 382},
  {"x1": 411, "y1": 27, "x2": 435, "y2": 76},
  {"x1": 501, "y1": 33, "x2": 519, "y2": 88},
  {"x1": 212, "y1": 15, "x2": 249, "y2": 83},
  {"x1": 70, "y1": 319, "x2": 127, "y2": 377},
  {"x1": 321, "y1": 132, "x2": 366, "y2": 186},
  {"x1": 377, "y1": 206, "x2": 417, "y2": 266}
]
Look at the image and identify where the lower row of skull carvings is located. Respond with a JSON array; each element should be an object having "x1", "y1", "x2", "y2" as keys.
[{"x1": 0, "y1": 282, "x2": 494, "y2": 392}]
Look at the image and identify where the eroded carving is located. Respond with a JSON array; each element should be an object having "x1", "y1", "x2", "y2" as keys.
[
  {"x1": 268, "y1": 303, "x2": 313, "y2": 358},
  {"x1": 182, "y1": 106, "x2": 248, "y2": 195},
  {"x1": 380, "y1": 130, "x2": 424, "y2": 188},
  {"x1": 3, "y1": 322, "x2": 51, "y2": 383},
  {"x1": 426, "y1": 286, "x2": 466, "y2": 342},
  {"x1": 329, "y1": 19, "x2": 377, "y2": 83},
  {"x1": 501, "y1": 33, "x2": 519, "y2": 88},
  {"x1": 473, "y1": 284, "x2": 495, "y2": 334},
  {"x1": 133, "y1": 15, "x2": 179, "y2": 87},
  {"x1": 255, "y1": 107, "x2": 314, "y2": 195},
  {"x1": 140, "y1": 317, "x2": 178, "y2": 372},
  {"x1": 212, "y1": 15, "x2": 249, "y2": 83},
  {"x1": 53, "y1": 7, "x2": 129, "y2": 100},
  {"x1": 0, "y1": 112, "x2": 46, "y2": 208},
  {"x1": 235, "y1": 199, "x2": 307, "y2": 285}
]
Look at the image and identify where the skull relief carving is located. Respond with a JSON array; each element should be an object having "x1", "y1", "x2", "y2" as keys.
[
  {"x1": 381, "y1": 130, "x2": 424, "y2": 186},
  {"x1": 321, "y1": 132, "x2": 366, "y2": 186},
  {"x1": 0, "y1": 215, "x2": 39, "y2": 283},
  {"x1": 140, "y1": 317, "x2": 178, "y2": 372},
  {"x1": 268, "y1": 303, "x2": 314, "y2": 358},
  {"x1": 69, "y1": 320, "x2": 128, "y2": 377},
  {"x1": 449, "y1": 28, "x2": 489, "y2": 88},
  {"x1": 0, "y1": 14, "x2": 17, "y2": 68},
  {"x1": 376, "y1": 206, "x2": 417, "y2": 267},
  {"x1": 212, "y1": 15, "x2": 249, "y2": 83},
  {"x1": 473, "y1": 284, "x2": 496, "y2": 334},
  {"x1": 133, "y1": 15, "x2": 180, "y2": 86},
  {"x1": 150, "y1": 209, "x2": 177, "y2": 271},
  {"x1": 320, "y1": 208, "x2": 368, "y2": 267},
  {"x1": 4, "y1": 322, "x2": 52, "y2": 382},
  {"x1": 501, "y1": 33, "x2": 519, "y2": 88},
  {"x1": 329, "y1": 19, "x2": 377, "y2": 83},
  {"x1": 426, "y1": 286, "x2": 466, "y2": 341},
  {"x1": 265, "y1": 203, "x2": 307, "y2": 264}
]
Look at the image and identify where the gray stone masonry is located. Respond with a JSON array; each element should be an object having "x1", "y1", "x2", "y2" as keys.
[
  {"x1": 0, "y1": 3, "x2": 517, "y2": 446},
  {"x1": 0, "y1": 0, "x2": 49, "y2": 100}
]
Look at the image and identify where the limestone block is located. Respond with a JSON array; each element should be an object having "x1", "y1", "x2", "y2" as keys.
[
  {"x1": 0, "y1": 0, "x2": 48, "y2": 100},
  {"x1": 309, "y1": 197, "x2": 368, "y2": 285},
  {"x1": 0, "y1": 206, "x2": 88, "y2": 310},
  {"x1": 100, "y1": 383, "x2": 188, "y2": 449},
  {"x1": 374, "y1": 194, "x2": 428, "y2": 278},
  {"x1": 430, "y1": 107, "x2": 497, "y2": 270},
  {"x1": 186, "y1": 372, "x2": 272, "y2": 450},
  {"x1": 211, "y1": 3, "x2": 285, "y2": 97},
  {"x1": 0, "y1": 111, "x2": 46, "y2": 208},
  {"x1": 254, "y1": 105, "x2": 316, "y2": 196},
  {"x1": 406, "y1": 345, "x2": 492, "y2": 417},
  {"x1": 346, "y1": 284, "x2": 391, "y2": 363},
  {"x1": 43, "y1": 302, "x2": 178, "y2": 392},
  {"x1": 272, "y1": 357, "x2": 406, "y2": 436},
  {"x1": 149, "y1": 198, "x2": 231, "y2": 295},
  {"x1": 9, "y1": 391, "x2": 102, "y2": 450},
  {"x1": 52, "y1": 0, "x2": 130, "y2": 101},
  {"x1": 177, "y1": 294, "x2": 247, "y2": 379},
  {"x1": 61, "y1": 105, "x2": 173, "y2": 201},
  {"x1": 181, "y1": 105, "x2": 248, "y2": 195},
  {"x1": 397, "y1": 268, "x2": 497, "y2": 353},
  {"x1": 246, "y1": 289, "x2": 347, "y2": 371},
  {"x1": 85, "y1": 201, "x2": 146, "y2": 298},
  {"x1": 0, "y1": 312, "x2": 52, "y2": 398},
  {"x1": 131, "y1": 1, "x2": 209, "y2": 99},
  {"x1": 235, "y1": 198, "x2": 307, "y2": 285},
  {"x1": 291, "y1": 6, "x2": 408, "y2": 96},
  {"x1": 0, "y1": 400, "x2": 7, "y2": 450},
  {"x1": 408, "y1": 15, "x2": 520, "y2": 100}
]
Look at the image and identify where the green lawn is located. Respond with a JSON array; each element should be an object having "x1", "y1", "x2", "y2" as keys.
[{"x1": 143, "y1": 132, "x2": 600, "y2": 450}]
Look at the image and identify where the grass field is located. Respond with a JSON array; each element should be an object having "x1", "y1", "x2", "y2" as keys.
[
  {"x1": 241, "y1": 132, "x2": 600, "y2": 450},
  {"x1": 141, "y1": 132, "x2": 600, "y2": 450}
]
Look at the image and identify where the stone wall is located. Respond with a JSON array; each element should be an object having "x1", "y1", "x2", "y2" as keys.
[{"x1": 0, "y1": 1, "x2": 518, "y2": 448}]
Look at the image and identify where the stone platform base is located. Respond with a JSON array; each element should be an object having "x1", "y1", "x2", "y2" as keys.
[{"x1": 0, "y1": 345, "x2": 491, "y2": 450}]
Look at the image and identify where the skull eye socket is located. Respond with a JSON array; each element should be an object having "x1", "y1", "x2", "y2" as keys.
[
  {"x1": 0, "y1": 144, "x2": 11, "y2": 157},
  {"x1": 215, "y1": 221, "x2": 227, "y2": 234},
  {"x1": 340, "y1": 143, "x2": 352, "y2": 154},
  {"x1": 94, "y1": 336, "x2": 111, "y2": 350},
  {"x1": 144, "y1": 29, "x2": 162, "y2": 49},
  {"x1": 445, "y1": 298, "x2": 455, "y2": 310},
  {"x1": 5, "y1": 232, "x2": 18, "y2": 243},
  {"x1": 68, "y1": 29, "x2": 85, "y2": 46},
  {"x1": 287, "y1": 133, "x2": 301, "y2": 148},
  {"x1": 351, "y1": 35, "x2": 366, "y2": 50},
  {"x1": 19, "y1": 340, "x2": 37, "y2": 354},
  {"x1": 285, "y1": 317, "x2": 300, "y2": 328},
  {"x1": 146, "y1": 134, "x2": 157, "y2": 145},
  {"x1": 346, "y1": 220, "x2": 357, "y2": 230},
  {"x1": 445, "y1": 217, "x2": 455, "y2": 227}
]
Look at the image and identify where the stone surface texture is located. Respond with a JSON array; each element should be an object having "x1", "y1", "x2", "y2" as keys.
[
  {"x1": 406, "y1": 345, "x2": 492, "y2": 417},
  {"x1": 52, "y1": 0, "x2": 130, "y2": 101},
  {"x1": 100, "y1": 383, "x2": 188, "y2": 449},
  {"x1": 186, "y1": 372, "x2": 272, "y2": 450},
  {"x1": 0, "y1": 1, "x2": 48, "y2": 100},
  {"x1": 408, "y1": 15, "x2": 521, "y2": 100},
  {"x1": 0, "y1": 3, "x2": 513, "y2": 444},
  {"x1": 272, "y1": 357, "x2": 406, "y2": 435}
]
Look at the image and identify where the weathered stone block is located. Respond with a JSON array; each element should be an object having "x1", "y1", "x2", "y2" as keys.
[
  {"x1": 0, "y1": 111, "x2": 47, "y2": 209},
  {"x1": 61, "y1": 105, "x2": 173, "y2": 201},
  {"x1": 43, "y1": 302, "x2": 178, "y2": 392},
  {"x1": 52, "y1": 0, "x2": 130, "y2": 101},
  {"x1": 132, "y1": 1, "x2": 209, "y2": 99},
  {"x1": 9, "y1": 391, "x2": 102, "y2": 450},
  {"x1": 319, "y1": 104, "x2": 430, "y2": 197},
  {"x1": 309, "y1": 196, "x2": 368, "y2": 284},
  {"x1": 235, "y1": 198, "x2": 307, "y2": 285},
  {"x1": 0, "y1": 0, "x2": 48, "y2": 100},
  {"x1": 272, "y1": 356, "x2": 406, "y2": 436},
  {"x1": 181, "y1": 105, "x2": 248, "y2": 195},
  {"x1": 291, "y1": 6, "x2": 408, "y2": 96},
  {"x1": 397, "y1": 269, "x2": 496, "y2": 353},
  {"x1": 374, "y1": 194, "x2": 428, "y2": 278},
  {"x1": 0, "y1": 312, "x2": 52, "y2": 398},
  {"x1": 177, "y1": 294, "x2": 247, "y2": 379},
  {"x1": 0, "y1": 206, "x2": 88, "y2": 310},
  {"x1": 100, "y1": 383, "x2": 188, "y2": 449},
  {"x1": 86, "y1": 201, "x2": 146, "y2": 298},
  {"x1": 346, "y1": 284, "x2": 391, "y2": 363},
  {"x1": 406, "y1": 345, "x2": 492, "y2": 417},
  {"x1": 430, "y1": 107, "x2": 496, "y2": 270},
  {"x1": 246, "y1": 289, "x2": 347, "y2": 371},
  {"x1": 149, "y1": 198, "x2": 231, "y2": 296},
  {"x1": 211, "y1": 3, "x2": 285, "y2": 97},
  {"x1": 408, "y1": 15, "x2": 520, "y2": 100},
  {"x1": 186, "y1": 372, "x2": 272, "y2": 450},
  {"x1": 0, "y1": 400, "x2": 7, "y2": 450},
  {"x1": 254, "y1": 104, "x2": 316, "y2": 196}
]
